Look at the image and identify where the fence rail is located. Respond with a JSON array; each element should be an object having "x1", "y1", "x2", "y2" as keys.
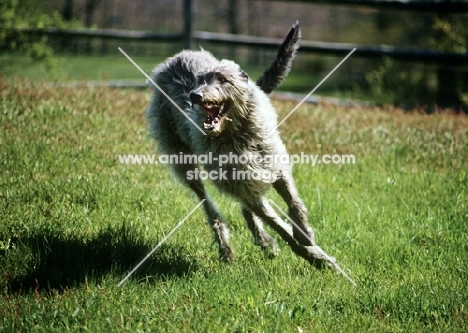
[
  {"x1": 17, "y1": 27, "x2": 184, "y2": 42},
  {"x1": 268, "y1": 0, "x2": 468, "y2": 13},
  {"x1": 16, "y1": 27, "x2": 468, "y2": 66},
  {"x1": 194, "y1": 31, "x2": 468, "y2": 65}
]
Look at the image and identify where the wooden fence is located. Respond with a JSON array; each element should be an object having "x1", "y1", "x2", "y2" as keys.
[{"x1": 16, "y1": 0, "x2": 468, "y2": 65}]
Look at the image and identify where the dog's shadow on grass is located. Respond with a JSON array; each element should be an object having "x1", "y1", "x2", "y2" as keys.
[{"x1": 3, "y1": 224, "x2": 198, "y2": 293}]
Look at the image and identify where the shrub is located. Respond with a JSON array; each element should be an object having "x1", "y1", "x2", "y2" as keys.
[{"x1": 0, "y1": 0, "x2": 78, "y2": 60}]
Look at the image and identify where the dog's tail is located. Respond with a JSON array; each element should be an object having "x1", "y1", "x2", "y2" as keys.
[{"x1": 256, "y1": 21, "x2": 300, "y2": 94}]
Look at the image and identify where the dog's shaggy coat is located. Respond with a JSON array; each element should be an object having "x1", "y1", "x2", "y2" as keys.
[{"x1": 146, "y1": 22, "x2": 336, "y2": 268}]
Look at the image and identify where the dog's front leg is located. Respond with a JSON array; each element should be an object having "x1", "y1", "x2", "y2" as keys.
[
  {"x1": 241, "y1": 205, "x2": 278, "y2": 256},
  {"x1": 195, "y1": 189, "x2": 233, "y2": 262},
  {"x1": 172, "y1": 163, "x2": 233, "y2": 262}
]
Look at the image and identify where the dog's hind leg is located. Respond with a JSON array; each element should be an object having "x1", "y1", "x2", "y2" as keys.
[
  {"x1": 172, "y1": 162, "x2": 234, "y2": 262},
  {"x1": 246, "y1": 197, "x2": 335, "y2": 269},
  {"x1": 241, "y1": 205, "x2": 278, "y2": 256},
  {"x1": 273, "y1": 176, "x2": 316, "y2": 246}
]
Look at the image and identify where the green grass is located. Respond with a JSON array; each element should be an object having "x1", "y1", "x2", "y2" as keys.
[
  {"x1": 1, "y1": 78, "x2": 467, "y2": 332},
  {"x1": 0, "y1": 53, "x2": 363, "y2": 99},
  {"x1": 0, "y1": 53, "x2": 164, "y2": 82}
]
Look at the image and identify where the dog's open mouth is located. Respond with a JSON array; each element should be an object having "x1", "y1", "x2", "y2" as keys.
[{"x1": 200, "y1": 101, "x2": 230, "y2": 130}]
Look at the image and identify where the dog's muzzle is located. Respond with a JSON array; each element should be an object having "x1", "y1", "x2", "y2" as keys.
[{"x1": 190, "y1": 91, "x2": 231, "y2": 131}]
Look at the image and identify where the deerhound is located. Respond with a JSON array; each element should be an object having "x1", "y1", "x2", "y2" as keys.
[{"x1": 146, "y1": 22, "x2": 336, "y2": 269}]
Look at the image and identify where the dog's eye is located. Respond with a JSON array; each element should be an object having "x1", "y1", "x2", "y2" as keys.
[{"x1": 218, "y1": 76, "x2": 228, "y2": 84}]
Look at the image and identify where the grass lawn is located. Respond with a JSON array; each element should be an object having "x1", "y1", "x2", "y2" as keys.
[
  {"x1": 0, "y1": 53, "x2": 164, "y2": 82},
  {"x1": 0, "y1": 53, "x2": 362, "y2": 99},
  {"x1": 1, "y1": 77, "x2": 467, "y2": 332}
]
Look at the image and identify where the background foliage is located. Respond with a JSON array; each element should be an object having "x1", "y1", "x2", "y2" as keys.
[
  {"x1": 0, "y1": 0, "x2": 78, "y2": 60},
  {"x1": 1, "y1": 0, "x2": 468, "y2": 109}
]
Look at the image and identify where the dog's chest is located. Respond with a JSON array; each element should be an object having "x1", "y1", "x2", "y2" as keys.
[{"x1": 194, "y1": 142, "x2": 284, "y2": 198}]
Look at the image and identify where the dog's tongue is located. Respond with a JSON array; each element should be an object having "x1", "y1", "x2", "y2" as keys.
[
  {"x1": 201, "y1": 102, "x2": 225, "y2": 130},
  {"x1": 203, "y1": 103, "x2": 220, "y2": 118},
  {"x1": 203, "y1": 104, "x2": 220, "y2": 130},
  {"x1": 203, "y1": 103, "x2": 219, "y2": 123}
]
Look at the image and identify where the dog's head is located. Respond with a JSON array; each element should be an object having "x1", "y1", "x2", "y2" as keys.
[{"x1": 190, "y1": 60, "x2": 250, "y2": 136}]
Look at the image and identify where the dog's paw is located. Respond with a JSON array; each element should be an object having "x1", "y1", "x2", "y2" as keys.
[
  {"x1": 258, "y1": 235, "x2": 279, "y2": 259},
  {"x1": 261, "y1": 243, "x2": 279, "y2": 260},
  {"x1": 219, "y1": 248, "x2": 235, "y2": 263},
  {"x1": 304, "y1": 245, "x2": 336, "y2": 269}
]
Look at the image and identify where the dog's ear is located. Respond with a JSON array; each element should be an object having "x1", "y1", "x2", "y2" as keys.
[{"x1": 219, "y1": 59, "x2": 249, "y2": 82}]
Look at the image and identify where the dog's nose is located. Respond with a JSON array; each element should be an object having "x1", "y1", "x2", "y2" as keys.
[{"x1": 190, "y1": 91, "x2": 203, "y2": 104}]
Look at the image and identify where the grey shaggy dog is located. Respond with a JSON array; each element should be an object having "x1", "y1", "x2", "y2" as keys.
[{"x1": 146, "y1": 22, "x2": 336, "y2": 269}]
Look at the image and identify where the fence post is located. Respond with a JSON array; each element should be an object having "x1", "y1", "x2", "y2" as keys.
[{"x1": 183, "y1": 0, "x2": 193, "y2": 49}]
